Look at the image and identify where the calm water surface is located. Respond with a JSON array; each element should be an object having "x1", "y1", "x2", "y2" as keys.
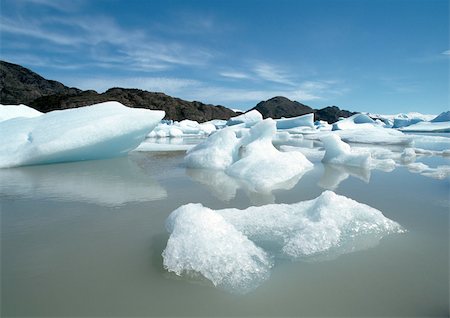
[{"x1": 1, "y1": 144, "x2": 449, "y2": 317}]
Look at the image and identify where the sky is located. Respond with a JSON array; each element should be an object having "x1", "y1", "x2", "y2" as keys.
[{"x1": 0, "y1": 0, "x2": 448, "y2": 113}]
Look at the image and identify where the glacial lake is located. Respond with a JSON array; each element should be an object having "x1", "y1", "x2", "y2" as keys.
[{"x1": 1, "y1": 140, "x2": 449, "y2": 317}]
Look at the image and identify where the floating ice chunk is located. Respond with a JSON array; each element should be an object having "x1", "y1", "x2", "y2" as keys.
[
  {"x1": 227, "y1": 110, "x2": 263, "y2": 127},
  {"x1": 431, "y1": 111, "x2": 450, "y2": 122},
  {"x1": 410, "y1": 135, "x2": 450, "y2": 151},
  {"x1": 335, "y1": 128, "x2": 413, "y2": 145},
  {"x1": 280, "y1": 145, "x2": 325, "y2": 163},
  {"x1": 156, "y1": 129, "x2": 168, "y2": 138},
  {"x1": 185, "y1": 119, "x2": 313, "y2": 191},
  {"x1": 0, "y1": 102, "x2": 164, "y2": 168},
  {"x1": 321, "y1": 134, "x2": 371, "y2": 168},
  {"x1": 133, "y1": 142, "x2": 195, "y2": 152},
  {"x1": 163, "y1": 191, "x2": 404, "y2": 293},
  {"x1": 332, "y1": 113, "x2": 375, "y2": 131},
  {"x1": 169, "y1": 127, "x2": 183, "y2": 137},
  {"x1": 184, "y1": 128, "x2": 240, "y2": 170},
  {"x1": 207, "y1": 119, "x2": 228, "y2": 129},
  {"x1": 399, "y1": 121, "x2": 450, "y2": 133},
  {"x1": 275, "y1": 113, "x2": 314, "y2": 129},
  {"x1": 226, "y1": 119, "x2": 313, "y2": 192},
  {"x1": 392, "y1": 116, "x2": 424, "y2": 128},
  {"x1": 163, "y1": 203, "x2": 273, "y2": 294},
  {"x1": 0, "y1": 104, "x2": 43, "y2": 122}
]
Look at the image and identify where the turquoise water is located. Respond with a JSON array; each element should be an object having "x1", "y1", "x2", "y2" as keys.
[{"x1": 1, "y1": 148, "x2": 449, "y2": 317}]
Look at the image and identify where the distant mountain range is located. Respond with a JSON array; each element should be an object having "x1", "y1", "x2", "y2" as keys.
[{"x1": 0, "y1": 60, "x2": 354, "y2": 123}]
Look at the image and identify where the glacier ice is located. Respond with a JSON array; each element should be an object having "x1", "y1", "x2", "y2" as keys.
[
  {"x1": 227, "y1": 109, "x2": 263, "y2": 127},
  {"x1": 431, "y1": 111, "x2": 450, "y2": 122},
  {"x1": 162, "y1": 191, "x2": 404, "y2": 293},
  {"x1": 0, "y1": 104, "x2": 43, "y2": 122},
  {"x1": 321, "y1": 134, "x2": 371, "y2": 168},
  {"x1": 332, "y1": 113, "x2": 376, "y2": 131},
  {"x1": 184, "y1": 127, "x2": 241, "y2": 170},
  {"x1": 275, "y1": 113, "x2": 314, "y2": 129},
  {"x1": 185, "y1": 119, "x2": 313, "y2": 192},
  {"x1": 399, "y1": 121, "x2": 450, "y2": 133},
  {"x1": 0, "y1": 101, "x2": 164, "y2": 168}
]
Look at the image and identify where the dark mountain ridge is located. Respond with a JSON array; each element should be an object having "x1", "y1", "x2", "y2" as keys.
[
  {"x1": 0, "y1": 61, "x2": 237, "y2": 122},
  {"x1": 1, "y1": 60, "x2": 355, "y2": 123},
  {"x1": 249, "y1": 96, "x2": 355, "y2": 123},
  {"x1": 0, "y1": 60, "x2": 81, "y2": 105}
]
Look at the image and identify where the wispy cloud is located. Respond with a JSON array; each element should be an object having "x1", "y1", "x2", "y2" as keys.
[
  {"x1": 219, "y1": 71, "x2": 252, "y2": 80},
  {"x1": 252, "y1": 62, "x2": 296, "y2": 86},
  {"x1": 442, "y1": 50, "x2": 450, "y2": 55},
  {"x1": 1, "y1": 12, "x2": 214, "y2": 71}
]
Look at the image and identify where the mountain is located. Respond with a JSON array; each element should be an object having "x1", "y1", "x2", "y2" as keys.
[
  {"x1": 250, "y1": 96, "x2": 314, "y2": 119},
  {"x1": 314, "y1": 106, "x2": 355, "y2": 123},
  {"x1": 249, "y1": 96, "x2": 355, "y2": 123},
  {"x1": 30, "y1": 88, "x2": 237, "y2": 122},
  {"x1": 0, "y1": 61, "x2": 81, "y2": 105},
  {"x1": 0, "y1": 61, "x2": 237, "y2": 122}
]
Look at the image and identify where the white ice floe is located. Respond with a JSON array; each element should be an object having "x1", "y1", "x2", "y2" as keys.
[
  {"x1": 275, "y1": 113, "x2": 314, "y2": 129},
  {"x1": 0, "y1": 104, "x2": 43, "y2": 122},
  {"x1": 321, "y1": 134, "x2": 371, "y2": 168},
  {"x1": 0, "y1": 101, "x2": 164, "y2": 168},
  {"x1": 184, "y1": 127, "x2": 241, "y2": 170},
  {"x1": 335, "y1": 128, "x2": 413, "y2": 145},
  {"x1": 149, "y1": 119, "x2": 217, "y2": 138},
  {"x1": 227, "y1": 109, "x2": 263, "y2": 127},
  {"x1": 185, "y1": 119, "x2": 313, "y2": 192},
  {"x1": 332, "y1": 113, "x2": 376, "y2": 131},
  {"x1": 133, "y1": 142, "x2": 195, "y2": 152},
  {"x1": 280, "y1": 145, "x2": 325, "y2": 163},
  {"x1": 162, "y1": 191, "x2": 404, "y2": 293},
  {"x1": 399, "y1": 121, "x2": 450, "y2": 133}
]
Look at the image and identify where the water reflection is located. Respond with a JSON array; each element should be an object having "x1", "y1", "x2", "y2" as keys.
[
  {"x1": 186, "y1": 168, "x2": 306, "y2": 205},
  {"x1": 318, "y1": 164, "x2": 371, "y2": 190},
  {"x1": 0, "y1": 157, "x2": 167, "y2": 206}
]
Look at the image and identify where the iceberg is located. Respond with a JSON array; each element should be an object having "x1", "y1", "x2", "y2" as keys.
[
  {"x1": 431, "y1": 111, "x2": 450, "y2": 122},
  {"x1": 0, "y1": 101, "x2": 164, "y2": 168},
  {"x1": 227, "y1": 109, "x2": 263, "y2": 127},
  {"x1": 399, "y1": 121, "x2": 450, "y2": 133},
  {"x1": 332, "y1": 113, "x2": 376, "y2": 131},
  {"x1": 392, "y1": 115, "x2": 424, "y2": 128},
  {"x1": 321, "y1": 134, "x2": 371, "y2": 168},
  {"x1": 162, "y1": 191, "x2": 404, "y2": 293},
  {"x1": 275, "y1": 113, "x2": 314, "y2": 129},
  {"x1": 0, "y1": 104, "x2": 42, "y2": 122},
  {"x1": 185, "y1": 119, "x2": 313, "y2": 192}
]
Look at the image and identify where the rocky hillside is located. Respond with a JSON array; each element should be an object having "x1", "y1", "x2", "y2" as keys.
[
  {"x1": 249, "y1": 96, "x2": 355, "y2": 123},
  {"x1": 314, "y1": 106, "x2": 355, "y2": 123},
  {"x1": 250, "y1": 96, "x2": 314, "y2": 119},
  {"x1": 30, "y1": 88, "x2": 237, "y2": 122},
  {"x1": 0, "y1": 61, "x2": 237, "y2": 122},
  {"x1": 0, "y1": 61, "x2": 81, "y2": 105}
]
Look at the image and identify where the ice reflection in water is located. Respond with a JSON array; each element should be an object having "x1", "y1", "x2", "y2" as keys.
[{"x1": 0, "y1": 157, "x2": 167, "y2": 206}]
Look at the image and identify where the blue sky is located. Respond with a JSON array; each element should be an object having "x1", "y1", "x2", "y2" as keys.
[{"x1": 1, "y1": 0, "x2": 448, "y2": 113}]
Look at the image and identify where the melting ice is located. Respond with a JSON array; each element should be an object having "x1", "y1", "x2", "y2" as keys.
[{"x1": 162, "y1": 191, "x2": 405, "y2": 294}]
